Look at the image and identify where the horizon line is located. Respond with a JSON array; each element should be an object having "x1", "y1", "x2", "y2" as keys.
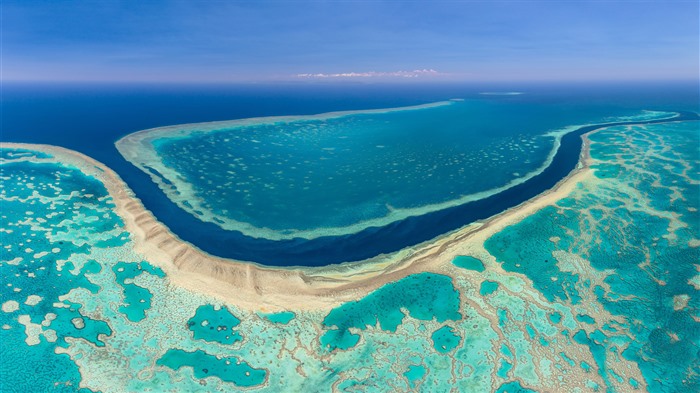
[{"x1": 4, "y1": 77, "x2": 700, "y2": 85}]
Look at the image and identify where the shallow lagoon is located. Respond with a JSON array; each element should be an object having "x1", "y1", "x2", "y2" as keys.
[
  {"x1": 139, "y1": 100, "x2": 558, "y2": 239},
  {"x1": 119, "y1": 98, "x2": 676, "y2": 242}
]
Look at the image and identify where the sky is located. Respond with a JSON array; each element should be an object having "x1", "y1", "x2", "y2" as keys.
[{"x1": 3, "y1": 0, "x2": 699, "y2": 82}]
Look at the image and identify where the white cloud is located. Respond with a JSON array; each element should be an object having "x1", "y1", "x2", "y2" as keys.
[{"x1": 296, "y1": 69, "x2": 441, "y2": 78}]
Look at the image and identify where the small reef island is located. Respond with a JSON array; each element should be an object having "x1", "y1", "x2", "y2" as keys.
[
  {"x1": 2, "y1": 1, "x2": 699, "y2": 392},
  {"x1": 2, "y1": 100, "x2": 699, "y2": 392}
]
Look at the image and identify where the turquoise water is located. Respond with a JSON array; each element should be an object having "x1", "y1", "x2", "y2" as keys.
[
  {"x1": 496, "y1": 381, "x2": 538, "y2": 393},
  {"x1": 480, "y1": 280, "x2": 499, "y2": 296},
  {"x1": 0, "y1": 158, "x2": 121, "y2": 392},
  {"x1": 2, "y1": 116, "x2": 698, "y2": 391},
  {"x1": 320, "y1": 273, "x2": 462, "y2": 351},
  {"x1": 119, "y1": 99, "x2": 672, "y2": 240},
  {"x1": 403, "y1": 364, "x2": 427, "y2": 388},
  {"x1": 188, "y1": 304, "x2": 243, "y2": 345},
  {"x1": 113, "y1": 262, "x2": 164, "y2": 322},
  {"x1": 486, "y1": 121, "x2": 700, "y2": 392},
  {"x1": 259, "y1": 311, "x2": 296, "y2": 324},
  {"x1": 0, "y1": 147, "x2": 52, "y2": 160},
  {"x1": 157, "y1": 349, "x2": 267, "y2": 387},
  {"x1": 453, "y1": 255, "x2": 486, "y2": 272},
  {"x1": 431, "y1": 325, "x2": 462, "y2": 353}
]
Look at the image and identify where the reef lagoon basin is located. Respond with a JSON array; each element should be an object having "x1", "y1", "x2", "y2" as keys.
[
  {"x1": 116, "y1": 98, "x2": 676, "y2": 241},
  {"x1": 118, "y1": 99, "x2": 565, "y2": 240}
]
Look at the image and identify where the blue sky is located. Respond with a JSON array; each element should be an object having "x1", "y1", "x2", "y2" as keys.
[{"x1": 4, "y1": 0, "x2": 698, "y2": 82}]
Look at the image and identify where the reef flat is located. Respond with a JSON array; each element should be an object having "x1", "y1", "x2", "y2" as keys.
[{"x1": 1, "y1": 116, "x2": 698, "y2": 392}]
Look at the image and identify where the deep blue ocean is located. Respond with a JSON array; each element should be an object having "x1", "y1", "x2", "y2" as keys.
[{"x1": 2, "y1": 81, "x2": 698, "y2": 266}]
